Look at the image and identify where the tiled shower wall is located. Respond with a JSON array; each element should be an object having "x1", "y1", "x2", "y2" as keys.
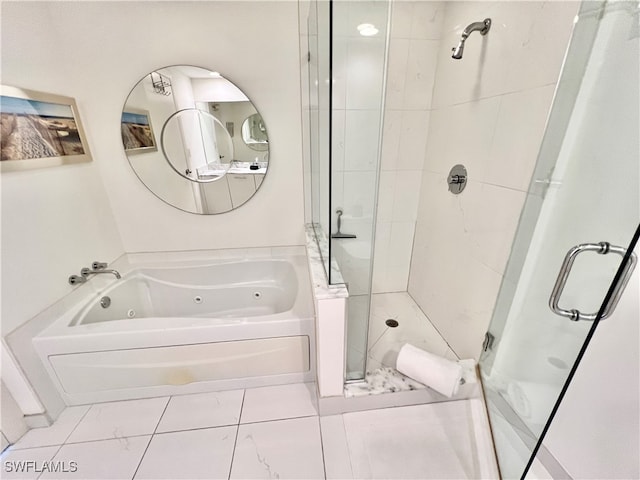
[
  {"x1": 372, "y1": 2, "x2": 445, "y2": 294},
  {"x1": 407, "y1": 1, "x2": 580, "y2": 359}
]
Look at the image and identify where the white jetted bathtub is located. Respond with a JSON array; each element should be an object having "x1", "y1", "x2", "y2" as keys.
[{"x1": 34, "y1": 250, "x2": 315, "y2": 405}]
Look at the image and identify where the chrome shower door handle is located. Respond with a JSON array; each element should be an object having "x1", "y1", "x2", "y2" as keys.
[{"x1": 549, "y1": 242, "x2": 637, "y2": 321}]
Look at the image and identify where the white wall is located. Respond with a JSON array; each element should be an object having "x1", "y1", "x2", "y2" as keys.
[
  {"x1": 372, "y1": 1, "x2": 444, "y2": 294},
  {"x1": 1, "y1": 4, "x2": 126, "y2": 336},
  {"x1": 3, "y1": 1, "x2": 305, "y2": 255},
  {"x1": 408, "y1": 1, "x2": 579, "y2": 359},
  {"x1": 0, "y1": 382, "x2": 29, "y2": 446}
]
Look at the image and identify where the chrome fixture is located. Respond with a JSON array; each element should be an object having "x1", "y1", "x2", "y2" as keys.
[
  {"x1": 331, "y1": 209, "x2": 357, "y2": 239},
  {"x1": 100, "y1": 296, "x2": 111, "y2": 308},
  {"x1": 150, "y1": 71, "x2": 172, "y2": 96},
  {"x1": 68, "y1": 261, "x2": 121, "y2": 285},
  {"x1": 549, "y1": 242, "x2": 637, "y2": 321},
  {"x1": 80, "y1": 267, "x2": 121, "y2": 280},
  {"x1": 448, "y1": 164, "x2": 467, "y2": 194},
  {"x1": 451, "y1": 18, "x2": 492, "y2": 59},
  {"x1": 68, "y1": 274, "x2": 87, "y2": 285}
]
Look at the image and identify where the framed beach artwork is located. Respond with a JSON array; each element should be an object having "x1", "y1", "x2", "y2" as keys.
[
  {"x1": 121, "y1": 108, "x2": 157, "y2": 154},
  {"x1": 0, "y1": 85, "x2": 92, "y2": 172}
]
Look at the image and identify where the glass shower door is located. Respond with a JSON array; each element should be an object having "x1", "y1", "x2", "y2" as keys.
[{"x1": 478, "y1": 0, "x2": 639, "y2": 477}]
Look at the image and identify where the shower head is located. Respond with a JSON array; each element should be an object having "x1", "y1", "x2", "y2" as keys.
[
  {"x1": 451, "y1": 18, "x2": 491, "y2": 60},
  {"x1": 451, "y1": 39, "x2": 466, "y2": 60}
]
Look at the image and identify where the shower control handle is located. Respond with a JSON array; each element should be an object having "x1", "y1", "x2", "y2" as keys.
[{"x1": 549, "y1": 242, "x2": 637, "y2": 321}]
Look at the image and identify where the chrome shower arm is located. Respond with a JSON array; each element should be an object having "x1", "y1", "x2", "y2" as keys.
[
  {"x1": 462, "y1": 18, "x2": 491, "y2": 39},
  {"x1": 452, "y1": 18, "x2": 492, "y2": 59}
]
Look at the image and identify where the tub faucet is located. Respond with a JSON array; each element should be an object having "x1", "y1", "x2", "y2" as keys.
[
  {"x1": 68, "y1": 261, "x2": 121, "y2": 285},
  {"x1": 80, "y1": 267, "x2": 121, "y2": 279}
]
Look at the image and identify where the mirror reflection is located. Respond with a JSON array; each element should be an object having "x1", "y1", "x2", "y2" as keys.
[
  {"x1": 121, "y1": 65, "x2": 269, "y2": 214},
  {"x1": 242, "y1": 113, "x2": 268, "y2": 151}
]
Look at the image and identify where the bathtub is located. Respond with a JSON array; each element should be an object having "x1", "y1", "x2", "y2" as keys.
[{"x1": 34, "y1": 251, "x2": 315, "y2": 405}]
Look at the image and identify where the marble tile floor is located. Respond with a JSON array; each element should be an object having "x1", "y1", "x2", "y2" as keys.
[{"x1": 1, "y1": 382, "x2": 498, "y2": 480}]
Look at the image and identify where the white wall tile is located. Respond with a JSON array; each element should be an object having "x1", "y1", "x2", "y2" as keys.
[
  {"x1": 460, "y1": 182, "x2": 527, "y2": 276},
  {"x1": 484, "y1": 85, "x2": 555, "y2": 191},
  {"x1": 343, "y1": 171, "x2": 377, "y2": 218},
  {"x1": 398, "y1": 110, "x2": 431, "y2": 170},
  {"x1": 432, "y1": 1, "x2": 578, "y2": 108},
  {"x1": 372, "y1": 222, "x2": 392, "y2": 294},
  {"x1": 393, "y1": 171, "x2": 423, "y2": 222},
  {"x1": 389, "y1": 222, "x2": 416, "y2": 269},
  {"x1": 332, "y1": 36, "x2": 348, "y2": 110},
  {"x1": 410, "y1": 2, "x2": 445, "y2": 40},
  {"x1": 404, "y1": 39, "x2": 440, "y2": 110},
  {"x1": 504, "y1": 1, "x2": 579, "y2": 93},
  {"x1": 332, "y1": 109, "x2": 347, "y2": 173},
  {"x1": 346, "y1": 37, "x2": 387, "y2": 110},
  {"x1": 385, "y1": 39, "x2": 410, "y2": 109},
  {"x1": 376, "y1": 171, "x2": 396, "y2": 222},
  {"x1": 390, "y1": 2, "x2": 414, "y2": 40},
  {"x1": 424, "y1": 97, "x2": 501, "y2": 176},
  {"x1": 380, "y1": 110, "x2": 403, "y2": 170},
  {"x1": 344, "y1": 110, "x2": 382, "y2": 172}
]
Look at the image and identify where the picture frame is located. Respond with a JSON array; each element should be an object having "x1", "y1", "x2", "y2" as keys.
[
  {"x1": 0, "y1": 85, "x2": 92, "y2": 172},
  {"x1": 121, "y1": 108, "x2": 157, "y2": 154}
]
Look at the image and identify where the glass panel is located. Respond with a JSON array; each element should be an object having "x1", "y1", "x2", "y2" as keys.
[
  {"x1": 307, "y1": 0, "x2": 332, "y2": 279},
  {"x1": 328, "y1": 0, "x2": 390, "y2": 380},
  {"x1": 479, "y1": 1, "x2": 640, "y2": 477}
]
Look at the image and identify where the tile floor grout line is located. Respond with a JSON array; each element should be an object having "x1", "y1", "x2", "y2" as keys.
[
  {"x1": 130, "y1": 396, "x2": 171, "y2": 479},
  {"x1": 61, "y1": 405, "x2": 93, "y2": 446},
  {"x1": 317, "y1": 416, "x2": 328, "y2": 480},
  {"x1": 240, "y1": 413, "x2": 320, "y2": 426},
  {"x1": 227, "y1": 389, "x2": 246, "y2": 480},
  {"x1": 339, "y1": 414, "x2": 356, "y2": 480},
  {"x1": 34, "y1": 404, "x2": 95, "y2": 479},
  {"x1": 33, "y1": 443, "x2": 65, "y2": 480}
]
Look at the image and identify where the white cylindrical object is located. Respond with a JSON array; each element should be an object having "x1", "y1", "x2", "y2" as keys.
[{"x1": 396, "y1": 343, "x2": 463, "y2": 397}]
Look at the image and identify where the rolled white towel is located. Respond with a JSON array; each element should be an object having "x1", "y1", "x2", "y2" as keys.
[{"x1": 396, "y1": 343, "x2": 463, "y2": 397}]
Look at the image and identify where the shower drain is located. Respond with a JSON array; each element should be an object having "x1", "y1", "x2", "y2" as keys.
[{"x1": 385, "y1": 319, "x2": 399, "y2": 328}]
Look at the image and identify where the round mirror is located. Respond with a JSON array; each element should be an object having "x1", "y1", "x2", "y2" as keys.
[
  {"x1": 241, "y1": 113, "x2": 268, "y2": 151},
  {"x1": 121, "y1": 65, "x2": 269, "y2": 214}
]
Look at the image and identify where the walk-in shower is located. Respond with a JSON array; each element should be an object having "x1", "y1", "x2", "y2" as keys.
[{"x1": 303, "y1": 0, "x2": 638, "y2": 476}]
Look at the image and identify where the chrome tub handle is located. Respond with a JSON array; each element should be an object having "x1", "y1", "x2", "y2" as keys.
[{"x1": 549, "y1": 242, "x2": 637, "y2": 321}]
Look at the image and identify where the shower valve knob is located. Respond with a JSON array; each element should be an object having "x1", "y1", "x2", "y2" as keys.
[{"x1": 448, "y1": 164, "x2": 468, "y2": 194}]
